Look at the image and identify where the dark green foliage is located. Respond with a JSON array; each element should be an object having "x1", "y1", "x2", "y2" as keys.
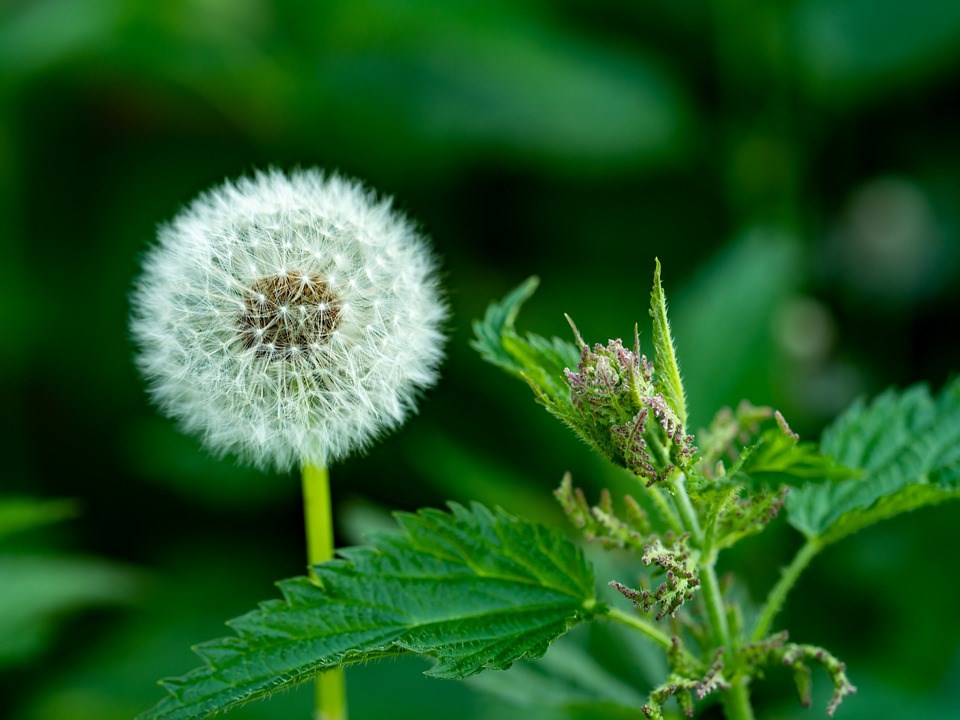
[
  {"x1": 729, "y1": 428, "x2": 858, "y2": 490},
  {"x1": 0, "y1": 498, "x2": 139, "y2": 669},
  {"x1": 5, "y1": 0, "x2": 960, "y2": 717},
  {"x1": 787, "y1": 378, "x2": 960, "y2": 543},
  {"x1": 0, "y1": 497, "x2": 77, "y2": 540},
  {"x1": 139, "y1": 503, "x2": 597, "y2": 720}
]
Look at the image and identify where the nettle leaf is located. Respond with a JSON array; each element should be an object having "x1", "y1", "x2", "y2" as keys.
[
  {"x1": 139, "y1": 503, "x2": 597, "y2": 720},
  {"x1": 472, "y1": 277, "x2": 578, "y2": 394},
  {"x1": 472, "y1": 276, "x2": 540, "y2": 375},
  {"x1": 475, "y1": 270, "x2": 698, "y2": 480},
  {"x1": 472, "y1": 278, "x2": 609, "y2": 457},
  {"x1": 649, "y1": 258, "x2": 688, "y2": 428},
  {"x1": 786, "y1": 378, "x2": 960, "y2": 543},
  {"x1": 814, "y1": 482, "x2": 960, "y2": 547},
  {"x1": 730, "y1": 429, "x2": 857, "y2": 490}
]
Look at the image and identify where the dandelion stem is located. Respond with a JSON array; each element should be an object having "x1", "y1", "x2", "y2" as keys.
[{"x1": 302, "y1": 464, "x2": 348, "y2": 720}]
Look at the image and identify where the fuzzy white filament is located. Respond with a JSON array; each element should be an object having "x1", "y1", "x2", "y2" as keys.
[{"x1": 131, "y1": 169, "x2": 447, "y2": 470}]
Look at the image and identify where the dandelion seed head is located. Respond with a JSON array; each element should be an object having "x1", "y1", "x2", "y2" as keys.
[{"x1": 131, "y1": 169, "x2": 447, "y2": 470}]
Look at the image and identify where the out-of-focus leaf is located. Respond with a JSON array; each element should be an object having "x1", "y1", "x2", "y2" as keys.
[
  {"x1": 0, "y1": 0, "x2": 125, "y2": 76},
  {"x1": 469, "y1": 637, "x2": 645, "y2": 717},
  {"x1": 791, "y1": 0, "x2": 960, "y2": 103},
  {"x1": 0, "y1": 555, "x2": 140, "y2": 668},
  {"x1": 672, "y1": 231, "x2": 802, "y2": 429},
  {"x1": 403, "y1": 428, "x2": 561, "y2": 525},
  {"x1": 469, "y1": 633, "x2": 643, "y2": 720},
  {"x1": 124, "y1": 418, "x2": 288, "y2": 507},
  {"x1": 319, "y1": 0, "x2": 691, "y2": 167},
  {"x1": 0, "y1": 497, "x2": 77, "y2": 540},
  {"x1": 138, "y1": 503, "x2": 597, "y2": 720},
  {"x1": 786, "y1": 378, "x2": 960, "y2": 542}
]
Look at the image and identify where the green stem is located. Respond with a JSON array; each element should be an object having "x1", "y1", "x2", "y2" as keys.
[
  {"x1": 722, "y1": 679, "x2": 756, "y2": 720},
  {"x1": 302, "y1": 464, "x2": 348, "y2": 720},
  {"x1": 699, "y1": 555, "x2": 755, "y2": 719},
  {"x1": 605, "y1": 607, "x2": 680, "y2": 655},
  {"x1": 698, "y1": 564, "x2": 731, "y2": 655},
  {"x1": 672, "y1": 474, "x2": 754, "y2": 720},
  {"x1": 649, "y1": 486, "x2": 684, "y2": 536},
  {"x1": 672, "y1": 476, "x2": 702, "y2": 536},
  {"x1": 671, "y1": 475, "x2": 730, "y2": 647},
  {"x1": 751, "y1": 538, "x2": 820, "y2": 642}
]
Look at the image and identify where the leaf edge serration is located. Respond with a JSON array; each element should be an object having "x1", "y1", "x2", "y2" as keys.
[{"x1": 138, "y1": 502, "x2": 598, "y2": 720}]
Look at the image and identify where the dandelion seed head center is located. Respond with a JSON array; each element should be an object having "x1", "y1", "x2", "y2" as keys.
[{"x1": 237, "y1": 270, "x2": 342, "y2": 357}]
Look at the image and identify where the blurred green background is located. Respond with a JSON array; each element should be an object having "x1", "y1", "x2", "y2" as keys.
[{"x1": 2, "y1": 1, "x2": 959, "y2": 718}]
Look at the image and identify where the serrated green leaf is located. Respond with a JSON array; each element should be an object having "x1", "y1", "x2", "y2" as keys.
[
  {"x1": 472, "y1": 276, "x2": 542, "y2": 375},
  {"x1": 730, "y1": 429, "x2": 858, "y2": 490},
  {"x1": 472, "y1": 277, "x2": 579, "y2": 396},
  {"x1": 816, "y1": 482, "x2": 960, "y2": 547},
  {"x1": 786, "y1": 378, "x2": 960, "y2": 542},
  {"x1": 472, "y1": 279, "x2": 612, "y2": 458},
  {"x1": 139, "y1": 503, "x2": 598, "y2": 720},
  {"x1": 0, "y1": 497, "x2": 77, "y2": 541},
  {"x1": 649, "y1": 259, "x2": 687, "y2": 427}
]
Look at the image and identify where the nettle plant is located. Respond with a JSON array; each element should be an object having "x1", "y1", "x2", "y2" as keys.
[{"x1": 134, "y1": 178, "x2": 959, "y2": 720}]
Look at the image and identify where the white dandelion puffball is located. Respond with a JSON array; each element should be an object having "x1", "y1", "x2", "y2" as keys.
[{"x1": 131, "y1": 169, "x2": 447, "y2": 471}]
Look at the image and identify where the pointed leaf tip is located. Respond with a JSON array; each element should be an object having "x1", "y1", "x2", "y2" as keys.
[{"x1": 649, "y1": 259, "x2": 688, "y2": 427}]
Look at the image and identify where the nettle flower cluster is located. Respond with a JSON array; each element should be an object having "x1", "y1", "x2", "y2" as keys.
[
  {"x1": 474, "y1": 266, "x2": 860, "y2": 718},
  {"x1": 131, "y1": 170, "x2": 446, "y2": 470},
  {"x1": 565, "y1": 331, "x2": 696, "y2": 486},
  {"x1": 136, "y1": 257, "x2": 956, "y2": 720}
]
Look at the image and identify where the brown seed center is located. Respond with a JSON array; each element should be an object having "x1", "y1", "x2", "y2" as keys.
[{"x1": 237, "y1": 271, "x2": 341, "y2": 358}]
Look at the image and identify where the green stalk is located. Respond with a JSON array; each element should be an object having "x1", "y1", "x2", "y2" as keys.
[
  {"x1": 751, "y1": 538, "x2": 820, "y2": 642},
  {"x1": 673, "y1": 474, "x2": 754, "y2": 720},
  {"x1": 645, "y1": 434, "x2": 684, "y2": 535},
  {"x1": 605, "y1": 606, "x2": 680, "y2": 655},
  {"x1": 649, "y1": 486, "x2": 684, "y2": 536},
  {"x1": 302, "y1": 464, "x2": 348, "y2": 720}
]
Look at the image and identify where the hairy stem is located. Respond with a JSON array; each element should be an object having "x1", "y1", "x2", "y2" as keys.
[
  {"x1": 751, "y1": 538, "x2": 820, "y2": 642},
  {"x1": 722, "y1": 679, "x2": 756, "y2": 720},
  {"x1": 698, "y1": 564, "x2": 731, "y2": 656},
  {"x1": 302, "y1": 464, "x2": 348, "y2": 720},
  {"x1": 605, "y1": 606, "x2": 680, "y2": 655},
  {"x1": 673, "y1": 474, "x2": 754, "y2": 720},
  {"x1": 649, "y1": 485, "x2": 684, "y2": 535},
  {"x1": 645, "y1": 434, "x2": 683, "y2": 534}
]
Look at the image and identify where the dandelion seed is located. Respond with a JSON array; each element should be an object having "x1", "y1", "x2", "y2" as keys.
[{"x1": 130, "y1": 169, "x2": 447, "y2": 470}]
